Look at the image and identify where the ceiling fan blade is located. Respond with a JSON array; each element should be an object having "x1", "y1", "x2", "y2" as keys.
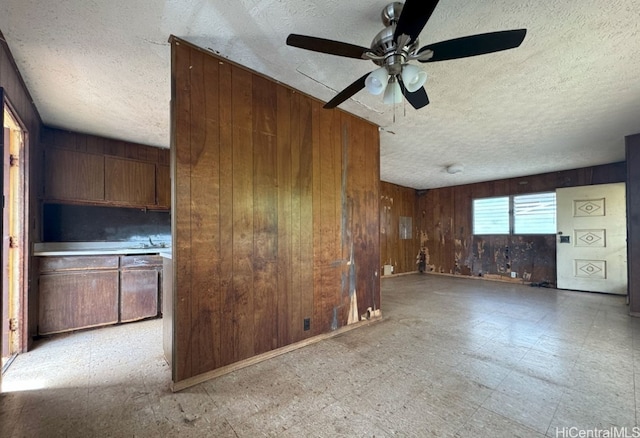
[
  {"x1": 418, "y1": 29, "x2": 527, "y2": 62},
  {"x1": 393, "y1": 0, "x2": 440, "y2": 45},
  {"x1": 398, "y1": 77, "x2": 430, "y2": 109},
  {"x1": 323, "y1": 73, "x2": 369, "y2": 109},
  {"x1": 287, "y1": 34, "x2": 370, "y2": 59}
]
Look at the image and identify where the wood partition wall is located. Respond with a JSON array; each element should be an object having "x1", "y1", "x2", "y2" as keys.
[
  {"x1": 170, "y1": 37, "x2": 380, "y2": 385},
  {"x1": 626, "y1": 134, "x2": 640, "y2": 315},
  {"x1": 416, "y1": 162, "x2": 625, "y2": 284}
]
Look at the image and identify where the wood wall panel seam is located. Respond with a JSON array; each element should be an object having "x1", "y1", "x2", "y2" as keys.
[
  {"x1": 218, "y1": 59, "x2": 235, "y2": 367},
  {"x1": 188, "y1": 48, "x2": 220, "y2": 375},
  {"x1": 173, "y1": 40, "x2": 194, "y2": 381}
]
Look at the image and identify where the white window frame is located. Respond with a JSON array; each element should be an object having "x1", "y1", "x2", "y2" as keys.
[{"x1": 473, "y1": 192, "x2": 556, "y2": 235}]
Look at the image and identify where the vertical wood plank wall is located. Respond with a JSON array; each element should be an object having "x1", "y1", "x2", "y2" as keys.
[
  {"x1": 626, "y1": 134, "x2": 640, "y2": 315},
  {"x1": 380, "y1": 181, "x2": 420, "y2": 274},
  {"x1": 170, "y1": 37, "x2": 380, "y2": 383},
  {"x1": 1, "y1": 30, "x2": 43, "y2": 346},
  {"x1": 416, "y1": 162, "x2": 625, "y2": 284}
]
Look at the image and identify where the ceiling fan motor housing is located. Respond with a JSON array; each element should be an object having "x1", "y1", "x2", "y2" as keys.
[{"x1": 372, "y1": 3, "x2": 420, "y2": 74}]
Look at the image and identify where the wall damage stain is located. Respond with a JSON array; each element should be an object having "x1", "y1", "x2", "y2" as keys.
[{"x1": 414, "y1": 162, "x2": 624, "y2": 285}]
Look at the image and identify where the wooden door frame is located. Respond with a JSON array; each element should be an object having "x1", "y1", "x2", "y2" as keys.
[
  {"x1": 2, "y1": 93, "x2": 30, "y2": 360},
  {"x1": 1, "y1": 88, "x2": 4, "y2": 381}
]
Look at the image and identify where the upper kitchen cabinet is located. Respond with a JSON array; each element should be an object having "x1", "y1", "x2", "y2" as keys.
[
  {"x1": 156, "y1": 165, "x2": 171, "y2": 209},
  {"x1": 41, "y1": 128, "x2": 170, "y2": 209},
  {"x1": 105, "y1": 157, "x2": 156, "y2": 205},
  {"x1": 44, "y1": 148, "x2": 105, "y2": 202}
]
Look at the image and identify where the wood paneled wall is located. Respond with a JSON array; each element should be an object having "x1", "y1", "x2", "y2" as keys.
[
  {"x1": 380, "y1": 181, "x2": 420, "y2": 274},
  {"x1": 1, "y1": 29, "x2": 43, "y2": 346},
  {"x1": 417, "y1": 162, "x2": 625, "y2": 284},
  {"x1": 170, "y1": 37, "x2": 380, "y2": 383}
]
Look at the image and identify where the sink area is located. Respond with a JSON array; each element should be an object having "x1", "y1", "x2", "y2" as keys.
[{"x1": 33, "y1": 241, "x2": 172, "y2": 256}]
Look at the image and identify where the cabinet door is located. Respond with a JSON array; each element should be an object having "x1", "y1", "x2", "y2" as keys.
[
  {"x1": 120, "y1": 270, "x2": 159, "y2": 322},
  {"x1": 156, "y1": 164, "x2": 171, "y2": 209},
  {"x1": 104, "y1": 157, "x2": 156, "y2": 205},
  {"x1": 39, "y1": 271, "x2": 119, "y2": 335},
  {"x1": 44, "y1": 149, "x2": 105, "y2": 201}
]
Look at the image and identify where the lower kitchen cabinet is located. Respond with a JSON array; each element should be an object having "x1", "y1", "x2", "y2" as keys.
[
  {"x1": 38, "y1": 254, "x2": 162, "y2": 335},
  {"x1": 39, "y1": 271, "x2": 120, "y2": 335},
  {"x1": 120, "y1": 255, "x2": 162, "y2": 322},
  {"x1": 38, "y1": 256, "x2": 120, "y2": 335}
]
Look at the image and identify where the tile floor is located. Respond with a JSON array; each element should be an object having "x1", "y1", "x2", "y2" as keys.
[{"x1": 1, "y1": 274, "x2": 639, "y2": 437}]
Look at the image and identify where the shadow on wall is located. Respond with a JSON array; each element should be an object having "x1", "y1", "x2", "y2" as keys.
[{"x1": 42, "y1": 203, "x2": 171, "y2": 242}]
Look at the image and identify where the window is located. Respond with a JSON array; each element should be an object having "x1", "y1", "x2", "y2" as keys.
[
  {"x1": 513, "y1": 192, "x2": 556, "y2": 234},
  {"x1": 473, "y1": 192, "x2": 556, "y2": 235},
  {"x1": 473, "y1": 197, "x2": 510, "y2": 234}
]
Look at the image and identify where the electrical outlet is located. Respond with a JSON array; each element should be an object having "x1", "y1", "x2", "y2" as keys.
[
  {"x1": 303, "y1": 318, "x2": 310, "y2": 331},
  {"x1": 511, "y1": 272, "x2": 517, "y2": 278}
]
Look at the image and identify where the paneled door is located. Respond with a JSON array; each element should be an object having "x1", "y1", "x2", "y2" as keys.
[{"x1": 556, "y1": 183, "x2": 627, "y2": 294}]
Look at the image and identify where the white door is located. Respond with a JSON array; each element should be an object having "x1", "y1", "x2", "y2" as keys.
[{"x1": 556, "y1": 183, "x2": 627, "y2": 294}]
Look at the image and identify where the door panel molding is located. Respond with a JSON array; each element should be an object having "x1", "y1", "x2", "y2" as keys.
[
  {"x1": 574, "y1": 229, "x2": 606, "y2": 247},
  {"x1": 573, "y1": 198, "x2": 606, "y2": 217}
]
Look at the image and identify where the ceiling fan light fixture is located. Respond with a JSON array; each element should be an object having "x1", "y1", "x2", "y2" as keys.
[
  {"x1": 286, "y1": 1, "x2": 526, "y2": 110},
  {"x1": 365, "y1": 67, "x2": 390, "y2": 95},
  {"x1": 383, "y1": 77, "x2": 402, "y2": 104},
  {"x1": 401, "y1": 64, "x2": 427, "y2": 92}
]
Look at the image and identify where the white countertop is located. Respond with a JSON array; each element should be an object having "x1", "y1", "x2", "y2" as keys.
[{"x1": 34, "y1": 241, "x2": 172, "y2": 257}]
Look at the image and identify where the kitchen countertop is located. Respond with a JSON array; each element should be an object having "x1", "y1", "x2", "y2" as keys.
[{"x1": 34, "y1": 241, "x2": 172, "y2": 257}]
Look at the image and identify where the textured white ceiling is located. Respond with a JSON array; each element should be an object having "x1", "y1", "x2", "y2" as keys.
[{"x1": 1, "y1": 0, "x2": 639, "y2": 189}]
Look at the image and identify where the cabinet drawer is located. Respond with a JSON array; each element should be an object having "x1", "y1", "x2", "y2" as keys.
[
  {"x1": 39, "y1": 256, "x2": 120, "y2": 273},
  {"x1": 120, "y1": 255, "x2": 162, "y2": 269}
]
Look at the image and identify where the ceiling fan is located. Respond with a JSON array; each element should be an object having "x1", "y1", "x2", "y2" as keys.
[{"x1": 286, "y1": 0, "x2": 526, "y2": 110}]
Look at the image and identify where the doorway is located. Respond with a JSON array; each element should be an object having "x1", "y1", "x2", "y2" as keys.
[
  {"x1": 556, "y1": 183, "x2": 627, "y2": 294},
  {"x1": 2, "y1": 101, "x2": 26, "y2": 373}
]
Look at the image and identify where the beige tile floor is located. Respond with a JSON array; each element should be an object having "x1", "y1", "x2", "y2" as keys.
[{"x1": 1, "y1": 274, "x2": 639, "y2": 437}]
